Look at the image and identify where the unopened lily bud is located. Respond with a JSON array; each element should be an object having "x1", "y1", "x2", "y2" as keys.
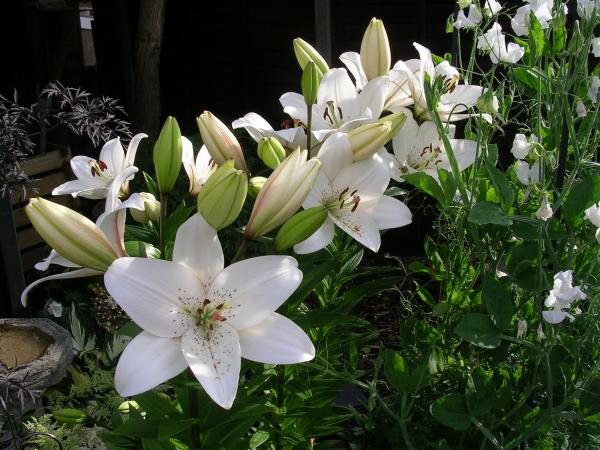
[
  {"x1": 197, "y1": 111, "x2": 248, "y2": 173},
  {"x1": 245, "y1": 148, "x2": 321, "y2": 240},
  {"x1": 275, "y1": 206, "x2": 327, "y2": 251},
  {"x1": 293, "y1": 38, "x2": 329, "y2": 78},
  {"x1": 258, "y1": 137, "x2": 286, "y2": 170},
  {"x1": 130, "y1": 192, "x2": 161, "y2": 223},
  {"x1": 153, "y1": 116, "x2": 183, "y2": 194},
  {"x1": 376, "y1": 111, "x2": 406, "y2": 140},
  {"x1": 360, "y1": 18, "x2": 391, "y2": 80},
  {"x1": 301, "y1": 61, "x2": 321, "y2": 106},
  {"x1": 26, "y1": 197, "x2": 117, "y2": 271},
  {"x1": 197, "y1": 160, "x2": 248, "y2": 230},
  {"x1": 348, "y1": 121, "x2": 392, "y2": 161},
  {"x1": 248, "y1": 176, "x2": 267, "y2": 198}
]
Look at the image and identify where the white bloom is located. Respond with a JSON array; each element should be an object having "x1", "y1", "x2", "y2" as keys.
[
  {"x1": 232, "y1": 113, "x2": 306, "y2": 150},
  {"x1": 478, "y1": 23, "x2": 525, "y2": 64},
  {"x1": 588, "y1": 76, "x2": 600, "y2": 102},
  {"x1": 537, "y1": 322, "x2": 545, "y2": 340},
  {"x1": 53, "y1": 134, "x2": 147, "y2": 199},
  {"x1": 182, "y1": 137, "x2": 217, "y2": 196},
  {"x1": 576, "y1": 100, "x2": 588, "y2": 117},
  {"x1": 510, "y1": 133, "x2": 536, "y2": 160},
  {"x1": 542, "y1": 270, "x2": 587, "y2": 324},
  {"x1": 454, "y1": 4, "x2": 483, "y2": 29},
  {"x1": 516, "y1": 159, "x2": 541, "y2": 186},
  {"x1": 458, "y1": 0, "x2": 472, "y2": 8},
  {"x1": 293, "y1": 133, "x2": 412, "y2": 254},
  {"x1": 390, "y1": 107, "x2": 478, "y2": 182},
  {"x1": 511, "y1": 1, "x2": 554, "y2": 36},
  {"x1": 517, "y1": 319, "x2": 527, "y2": 338},
  {"x1": 592, "y1": 37, "x2": 600, "y2": 57},
  {"x1": 46, "y1": 300, "x2": 64, "y2": 318},
  {"x1": 482, "y1": 0, "x2": 502, "y2": 16},
  {"x1": 536, "y1": 195, "x2": 553, "y2": 221},
  {"x1": 578, "y1": 0, "x2": 600, "y2": 17},
  {"x1": 105, "y1": 214, "x2": 314, "y2": 409},
  {"x1": 584, "y1": 203, "x2": 600, "y2": 227}
]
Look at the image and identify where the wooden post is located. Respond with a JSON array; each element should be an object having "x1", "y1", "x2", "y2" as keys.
[
  {"x1": 0, "y1": 195, "x2": 27, "y2": 317},
  {"x1": 314, "y1": 0, "x2": 332, "y2": 66}
]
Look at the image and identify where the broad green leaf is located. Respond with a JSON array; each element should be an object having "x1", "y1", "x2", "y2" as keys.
[
  {"x1": 249, "y1": 430, "x2": 270, "y2": 448},
  {"x1": 430, "y1": 394, "x2": 471, "y2": 431},
  {"x1": 486, "y1": 144, "x2": 498, "y2": 166},
  {"x1": 563, "y1": 175, "x2": 600, "y2": 228},
  {"x1": 465, "y1": 367, "x2": 496, "y2": 416},
  {"x1": 384, "y1": 350, "x2": 430, "y2": 394},
  {"x1": 437, "y1": 169, "x2": 458, "y2": 205},
  {"x1": 528, "y1": 11, "x2": 544, "y2": 64},
  {"x1": 402, "y1": 172, "x2": 446, "y2": 206},
  {"x1": 468, "y1": 201, "x2": 511, "y2": 226},
  {"x1": 455, "y1": 314, "x2": 501, "y2": 348},
  {"x1": 483, "y1": 278, "x2": 514, "y2": 331},
  {"x1": 143, "y1": 171, "x2": 160, "y2": 199},
  {"x1": 125, "y1": 241, "x2": 160, "y2": 258},
  {"x1": 511, "y1": 68, "x2": 548, "y2": 98},
  {"x1": 486, "y1": 166, "x2": 514, "y2": 211}
]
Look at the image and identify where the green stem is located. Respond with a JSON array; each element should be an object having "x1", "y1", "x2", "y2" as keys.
[
  {"x1": 231, "y1": 237, "x2": 249, "y2": 264},
  {"x1": 159, "y1": 193, "x2": 168, "y2": 259},
  {"x1": 545, "y1": 351, "x2": 554, "y2": 412},
  {"x1": 471, "y1": 417, "x2": 502, "y2": 450},
  {"x1": 376, "y1": 394, "x2": 415, "y2": 450},
  {"x1": 275, "y1": 366, "x2": 285, "y2": 450},
  {"x1": 306, "y1": 103, "x2": 313, "y2": 155}
]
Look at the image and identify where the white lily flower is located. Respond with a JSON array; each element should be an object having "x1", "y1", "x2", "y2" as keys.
[
  {"x1": 511, "y1": 1, "x2": 556, "y2": 36},
  {"x1": 577, "y1": 0, "x2": 599, "y2": 18},
  {"x1": 21, "y1": 167, "x2": 146, "y2": 306},
  {"x1": 510, "y1": 133, "x2": 537, "y2": 160},
  {"x1": 584, "y1": 203, "x2": 600, "y2": 227},
  {"x1": 482, "y1": 0, "x2": 502, "y2": 16},
  {"x1": 478, "y1": 23, "x2": 525, "y2": 64},
  {"x1": 232, "y1": 112, "x2": 307, "y2": 149},
  {"x1": 105, "y1": 214, "x2": 314, "y2": 409},
  {"x1": 392, "y1": 43, "x2": 485, "y2": 123},
  {"x1": 53, "y1": 134, "x2": 147, "y2": 199},
  {"x1": 543, "y1": 270, "x2": 587, "y2": 324},
  {"x1": 182, "y1": 137, "x2": 217, "y2": 196},
  {"x1": 390, "y1": 108, "x2": 477, "y2": 182},
  {"x1": 280, "y1": 68, "x2": 388, "y2": 145},
  {"x1": 589, "y1": 76, "x2": 600, "y2": 103},
  {"x1": 454, "y1": 4, "x2": 483, "y2": 29},
  {"x1": 293, "y1": 133, "x2": 412, "y2": 254},
  {"x1": 516, "y1": 159, "x2": 541, "y2": 186}
]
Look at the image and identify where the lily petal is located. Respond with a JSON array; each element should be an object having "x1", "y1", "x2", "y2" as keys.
[
  {"x1": 316, "y1": 132, "x2": 353, "y2": 180},
  {"x1": 332, "y1": 154, "x2": 390, "y2": 203},
  {"x1": 239, "y1": 313, "x2": 315, "y2": 364},
  {"x1": 181, "y1": 322, "x2": 241, "y2": 409},
  {"x1": 173, "y1": 214, "x2": 224, "y2": 288},
  {"x1": 124, "y1": 133, "x2": 148, "y2": 167},
  {"x1": 365, "y1": 196, "x2": 412, "y2": 230},
  {"x1": 99, "y1": 138, "x2": 126, "y2": 174},
  {"x1": 329, "y1": 209, "x2": 381, "y2": 252},
  {"x1": 104, "y1": 258, "x2": 202, "y2": 338},
  {"x1": 115, "y1": 331, "x2": 188, "y2": 397},
  {"x1": 293, "y1": 217, "x2": 335, "y2": 254},
  {"x1": 52, "y1": 179, "x2": 107, "y2": 199},
  {"x1": 209, "y1": 256, "x2": 302, "y2": 330},
  {"x1": 358, "y1": 76, "x2": 388, "y2": 121},
  {"x1": 35, "y1": 249, "x2": 79, "y2": 271},
  {"x1": 21, "y1": 268, "x2": 101, "y2": 306},
  {"x1": 280, "y1": 92, "x2": 308, "y2": 124},
  {"x1": 317, "y1": 68, "x2": 358, "y2": 106},
  {"x1": 339, "y1": 51, "x2": 368, "y2": 90},
  {"x1": 232, "y1": 112, "x2": 274, "y2": 143},
  {"x1": 70, "y1": 155, "x2": 98, "y2": 180}
]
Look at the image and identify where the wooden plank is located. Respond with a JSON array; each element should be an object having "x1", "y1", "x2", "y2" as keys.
[
  {"x1": 0, "y1": 195, "x2": 27, "y2": 316},
  {"x1": 11, "y1": 172, "x2": 67, "y2": 205},
  {"x1": 12, "y1": 195, "x2": 74, "y2": 228},
  {"x1": 20, "y1": 148, "x2": 70, "y2": 177},
  {"x1": 17, "y1": 226, "x2": 44, "y2": 251},
  {"x1": 21, "y1": 245, "x2": 51, "y2": 273}
]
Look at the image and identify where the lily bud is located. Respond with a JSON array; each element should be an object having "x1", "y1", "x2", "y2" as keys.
[
  {"x1": 248, "y1": 176, "x2": 267, "y2": 198},
  {"x1": 245, "y1": 148, "x2": 321, "y2": 240},
  {"x1": 153, "y1": 116, "x2": 183, "y2": 194},
  {"x1": 293, "y1": 38, "x2": 329, "y2": 78},
  {"x1": 360, "y1": 18, "x2": 391, "y2": 80},
  {"x1": 301, "y1": 61, "x2": 321, "y2": 106},
  {"x1": 197, "y1": 160, "x2": 248, "y2": 230},
  {"x1": 258, "y1": 137, "x2": 286, "y2": 170},
  {"x1": 376, "y1": 111, "x2": 407, "y2": 140},
  {"x1": 348, "y1": 121, "x2": 392, "y2": 161},
  {"x1": 130, "y1": 192, "x2": 161, "y2": 223},
  {"x1": 26, "y1": 197, "x2": 117, "y2": 271},
  {"x1": 197, "y1": 111, "x2": 248, "y2": 173},
  {"x1": 275, "y1": 206, "x2": 327, "y2": 251}
]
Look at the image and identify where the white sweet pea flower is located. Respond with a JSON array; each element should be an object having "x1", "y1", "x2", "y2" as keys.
[
  {"x1": 181, "y1": 137, "x2": 217, "y2": 196},
  {"x1": 536, "y1": 195, "x2": 553, "y2": 221},
  {"x1": 293, "y1": 133, "x2": 412, "y2": 254},
  {"x1": 577, "y1": 0, "x2": 600, "y2": 18},
  {"x1": 53, "y1": 134, "x2": 147, "y2": 199},
  {"x1": 592, "y1": 37, "x2": 600, "y2": 57},
  {"x1": 105, "y1": 214, "x2": 314, "y2": 409},
  {"x1": 517, "y1": 319, "x2": 527, "y2": 338},
  {"x1": 576, "y1": 100, "x2": 588, "y2": 117},
  {"x1": 516, "y1": 159, "x2": 541, "y2": 186},
  {"x1": 454, "y1": 4, "x2": 483, "y2": 29},
  {"x1": 542, "y1": 270, "x2": 587, "y2": 324},
  {"x1": 46, "y1": 300, "x2": 64, "y2": 318},
  {"x1": 21, "y1": 167, "x2": 146, "y2": 305},
  {"x1": 589, "y1": 76, "x2": 600, "y2": 103},
  {"x1": 389, "y1": 107, "x2": 478, "y2": 182},
  {"x1": 478, "y1": 23, "x2": 525, "y2": 64},
  {"x1": 280, "y1": 68, "x2": 387, "y2": 145},
  {"x1": 232, "y1": 112, "x2": 306, "y2": 150},
  {"x1": 482, "y1": 0, "x2": 502, "y2": 16},
  {"x1": 392, "y1": 43, "x2": 486, "y2": 123},
  {"x1": 511, "y1": 1, "x2": 554, "y2": 36},
  {"x1": 511, "y1": 133, "x2": 537, "y2": 159},
  {"x1": 584, "y1": 203, "x2": 600, "y2": 227}
]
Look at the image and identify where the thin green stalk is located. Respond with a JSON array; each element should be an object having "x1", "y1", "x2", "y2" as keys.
[
  {"x1": 306, "y1": 104, "x2": 313, "y2": 155},
  {"x1": 545, "y1": 351, "x2": 554, "y2": 412},
  {"x1": 376, "y1": 394, "x2": 415, "y2": 450},
  {"x1": 159, "y1": 192, "x2": 168, "y2": 259},
  {"x1": 471, "y1": 417, "x2": 502, "y2": 450},
  {"x1": 231, "y1": 237, "x2": 249, "y2": 264}
]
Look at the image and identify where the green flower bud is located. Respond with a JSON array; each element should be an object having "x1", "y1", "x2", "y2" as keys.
[
  {"x1": 153, "y1": 116, "x2": 183, "y2": 193},
  {"x1": 197, "y1": 160, "x2": 248, "y2": 230},
  {"x1": 53, "y1": 408, "x2": 87, "y2": 424},
  {"x1": 301, "y1": 61, "x2": 321, "y2": 106},
  {"x1": 293, "y1": 38, "x2": 329, "y2": 78},
  {"x1": 348, "y1": 112, "x2": 406, "y2": 161},
  {"x1": 248, "y1": 176, "x2": 267, "y2": 198},
  {"x1": 130, "y1": 192, "x2": 161, "y2": 223},
  {"x1": 360, "y1": 18, "x2": 391, "y2": 80},
  {"x1": 475, "y1": 89, "x2": 499, "y2": 114},
  {"x1": 275, "y1": 206, "x2": 327, "y2": 252},
  {"x1": 258, "y1": 137, "x2": 286, "y2": 170}
]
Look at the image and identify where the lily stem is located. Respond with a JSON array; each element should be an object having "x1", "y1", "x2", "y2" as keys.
[
  {"x1": 159, "y1": 192, "x2": 168, "y2": 259},
  {"x1": 306, "y1": 102, "x2": 313, "y2": 154},
  {"x1": 231, "y1": 237, "x2": 249, "y2": 264}
]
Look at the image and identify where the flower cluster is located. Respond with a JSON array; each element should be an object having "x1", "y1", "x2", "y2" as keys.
[{"x1": 543, "y1": 271, "x2": 587, "y2": 324}]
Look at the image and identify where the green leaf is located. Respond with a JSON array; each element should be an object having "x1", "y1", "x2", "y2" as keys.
[
  {"x1": 563, "y1": 175, "x2": 600, "y2": 228},
  {"x1": 528, "y1": 11, "x2": 544, "y2": 64},
  {"x1": 384, "y1": 350, "x2": 430, "y2": 394},
  {"x1": 249, "y1": 430, "x2": 270, "y2": 448},
  {"x1": 117, "y1": 321, "x2": 142, "y2": 338},
  {"x1": 143, "y1": 171, "x2": 160, "y2": 198},
  {"x1": 486, "y1": 144, "x2": 498, "y2": 166},
  {"x1": 455, "y1": 314, "x2": 501, "y2": 348},
  {"x1": 125, "y1": 241, "x2": 160, "y2": 258},
  {"x1": 511, "y1": 68, "x2": 548, "y2": 98},
  {"x1": 486, "y1": 166, "x2": 514, "y2": 211},
  {"x1": 437, "y1": 169, "x2": 458, "y2": 205},
  {"x1": 430, "y1": 394, "x2": 471, "y2": 431},
  {"x1": 551, "y1": 11, "x2": 566, "y2": 54},
  {"x1": 483, "y1": 278, "x2": 514, "y2": 331},
  {"x1": 340, "y1": 276, "x2": 403, "y2": 313},
  {"x1": 402, "y1": 172, "x2": 446, "y2": 206},
  {"x1": 465, "y1": 367, "x2": 496, "y2": 416},
  {"x1": 468, "y1": 201, "x2": 511, "y2": 226}
]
